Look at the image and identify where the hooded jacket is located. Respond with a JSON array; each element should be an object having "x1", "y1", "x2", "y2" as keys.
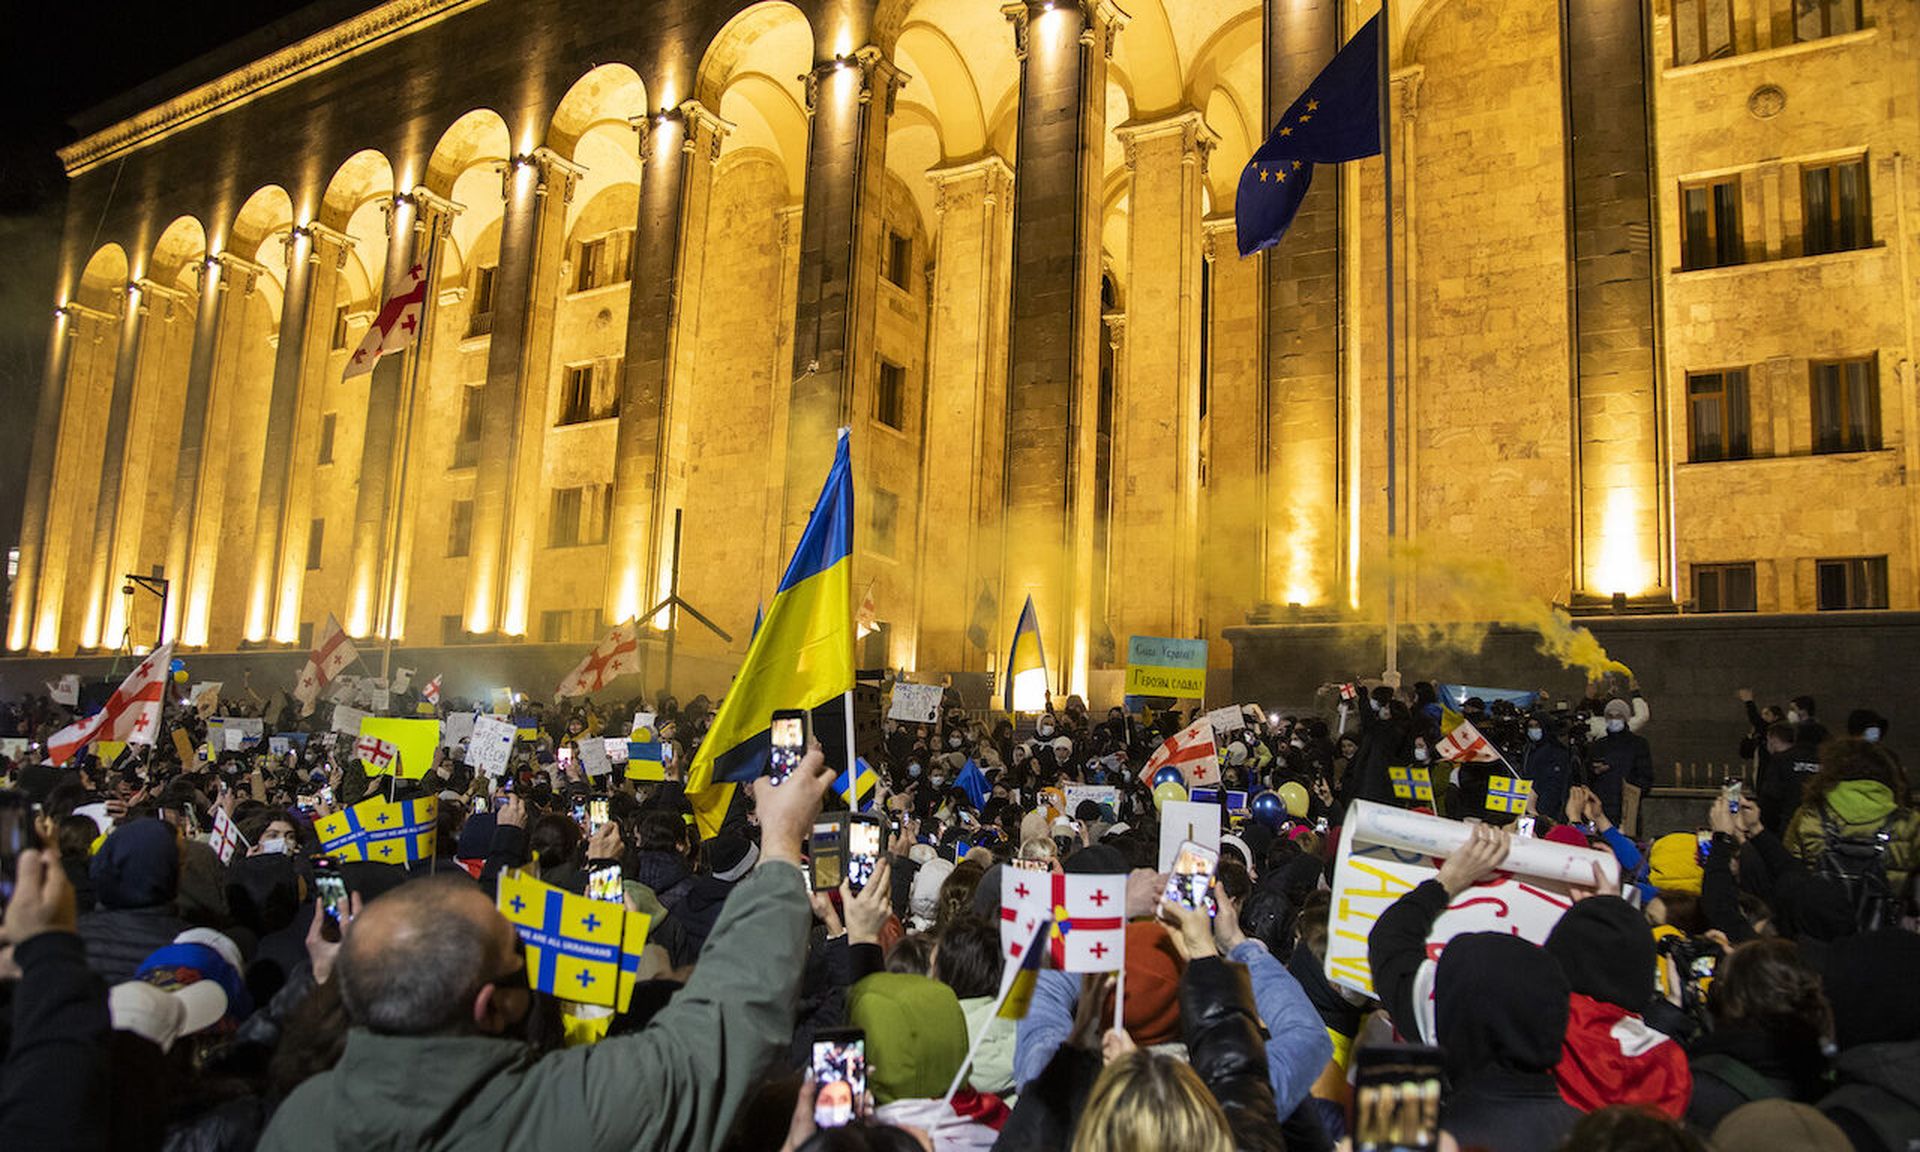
[
  {"x1": 1545, "y1": 897, "x2": 1692, "y2": 1117},
  {"x1": 257, "y1": 862, "x2": 811, "y2": 1152},
  {"x1": 1784, "y1": 780, "x2": 1920, "y2": 896},
  {"x1": 78, "y1": 819, "x2": 189, "y2": 984},
  {"x1": 1820, "y1": 1042, "x2": 1920, "y2": 1152}
]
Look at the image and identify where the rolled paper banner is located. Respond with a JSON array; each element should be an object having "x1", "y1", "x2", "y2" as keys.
[{"x1": 1344, "y1": 799, "x2": 1620, "y2": 890}]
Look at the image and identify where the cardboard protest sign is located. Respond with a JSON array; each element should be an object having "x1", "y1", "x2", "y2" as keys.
[
  {"x1": 48, "y1": 674, "x2": 80, "y2": 707},
  {"x1": 887, "y1": 682, "x2": 944, "y2": 724},
  {"x1": 331, "y1": 705, "x2": 371, "y2": 737},
  {"x1": 466, "y1": 715, "x2": 517, "y2": 776},
  {"x1": 1205, "y1": 705, "x2": 1246, "y2": 739},
  {"x1": 577, "y1": 736, "x2": 612, "y2": 777},
  {"x1": 188, "y1": 682, "x2": 223, "y2": 714},
  {"x1": 604, "y1": 737, "x2": 630, "y2": 765},
  {"x1": 441, "y1": 712, "x2": 476, "y2": 750},
  {"x1": 1324, "y1": 801, "x2": 1622, "y2": 1004},
  {"x1": 1158, "y1": 799, "x2": 1223, "y2": 873}
]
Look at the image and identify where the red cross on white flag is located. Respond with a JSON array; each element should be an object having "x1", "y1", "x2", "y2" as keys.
[
  {"x1": 355, "y1": 734, "x2": 398, "y2": 774},
  {"x1": 46, "y1": 644, "x2": 173, "y2": 764},
  {"x1": 999, "y1": 869, "x2": 1126, "y2": 974},
  {"x1": 1139, "y1": 719, "x2": 1220, "y2": 790},
  {"x1": 343, "y1": 262, "x2": 428, "y2": 380},
  {"x1": 555, "y1": 621, "x2": 641, "y2": 699},
  {"x1": 422, "y1": 674, "x2": 442, "y2": 705},
  {"x1": 210, "y1": 805, "x2": 246, "y2": 864},
  {"x1": 294, "y1": 614, "x2": 360, "y2": 717}
]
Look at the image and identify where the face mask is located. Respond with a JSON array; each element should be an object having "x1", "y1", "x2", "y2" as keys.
[
  {"x1": 1865, "y1": 727, "x2": 1883, "y2": 742},
  {"x1": 907, "y1": 762, "x2": 922, "y2": 778},
  {"x1": 930, "y1": 775, "x2": 946, "y2": 788},
  {"x1": 1527, "y1": 726, "x2": 1544, "y2": 742},
  {"x1": 258, "y1": 835, "x2": 288, "y2": 856},
  {"x1": 1607, "y1": 718, "x2": 1626, "y2": 734},
  {"x1": 1413, "y1": 747, "x2": 1429, "y2": 763},
  {"x1": 1375, "y1": 703, "x2": 1390, "y2": 717},
  {"x1": 1037, "y1": 724, "x2": 1054, "y2": 738},
  {"x1": 947, "y1": 735, "x2": 963, "y2": 748},
  {"x1": 1786, "y1": 710, "x2": 1803, "y2": 725},
  {"x1": 1290, "y1": 737, "x2": 1305, "y2": 750}
]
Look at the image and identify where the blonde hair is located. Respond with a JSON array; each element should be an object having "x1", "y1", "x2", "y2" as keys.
[{"x1": 1070, "y1": 1051, "x2": 1233, "y2": 1152}]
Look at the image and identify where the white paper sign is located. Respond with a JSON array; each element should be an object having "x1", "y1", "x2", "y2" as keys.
[
  {"x1": 888, "y1": 682, "x2": 944, "y2": 724},
  {"x1": 391, "y1": 668, "x2": 415, "y2": 694},
  {"x1": 1062, "y1": 784, "x2": 1120, "y2": 819},
  {"x1": 188, "y1": 682, "x2": 223, "y2": 714},
  {"x1": 269, "y1": 737, "x2": 292, "y2": 756},
  {"x1": 1322, "y1": 800, "x2": 1622, "y2": 1001},
  {"x1": 1205, "y1": 705, "x2": 1246, "y2": 738},
  {"x1": 466, "y1": 715, "x2": 518, "y2": 776},
  {"x1": 577, "y1": 738, "x2": 612, "y2": 777},
  {"x1": 630, "y1": 712, "x2": 657, "y2": 737},
  {"x1": 1158, "y1": 799, "x2": 1222, "y2": 873},
  {"x1": 48, "y1": 674, "x2": 80, "y2": 707},
  {"x1": 441, "y1": 712, "x2": 477, "y2": 750},
  {"x1": 331, "y1": 705, "x2": 371, "y2": 736},
  {"x1": 367, "y1": 687, "x2": 392, "y2": 715},
  {"x1": 0, "y1": 737, "x2": 30, "y2": 761},
  {"x1": 605, "y1": 737, "x2": 630, "y2": 764}
]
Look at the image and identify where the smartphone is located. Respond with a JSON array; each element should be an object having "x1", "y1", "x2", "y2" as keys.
[
  {"x1": 470, "y1": 795, "x2": 489, "y2": 815},
  {"x1": 1696, "y1": 831, "x2": 1714, "y2": 861},
  {"x1": 571, "y1": 800, "x2": 588, "y2": 827},
  {"x1": 769, "y1": 709, "x2": 809, "y2": 785},
  {"x1": 313, "y1": 857, "x2": 350, "y2": 933},
  {"x1": 847, "y1": 814, "x2": 882, "y2": 895},
  {"x1": 810, "y1": 816, "x2": 846, "y2": 892},
  {"x1": 811, "y1": 1028, "x2": 868, "y2": 1128},
  {"x1": 0, "y1": 791, "x2": 40, "y2": 903},
  {"x1": 1724, "y1": 780, "x2": 1743, "y2": 814},
  {"x1": 1353, "y1": 1044, "x2": 1446, "y2": 1152},
  {"x1": 1515, "y1": 816, "x2": 1537, "y2": 838},
  {"x1": 589, "y1": 798, "x2": 610, "y2": 835},
  {"x1": 558, "y1": 746, "x2": 574, "y2": 767},
  {"x1": 1162, "y1": 839, "x2": 1220, "y2": 916},
  {"x1": 320, "y1": 785, "x2": 336, "y2": 807},
  {"x1": 1013, "y1": 856, "x2": 1051, "y2": 872},
  {"x1": 587, "y1": 864, "x2": 624, "y2": 903}
]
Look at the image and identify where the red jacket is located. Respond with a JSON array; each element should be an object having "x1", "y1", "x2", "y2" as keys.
[{"x1": 1555, "y1": 993, "x2": 1693, "y2": 1116}]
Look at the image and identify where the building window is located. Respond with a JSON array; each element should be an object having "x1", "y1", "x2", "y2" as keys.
[
  {"x1": 306, "y1": 519, "x2": 325, "y2": 571},
  {"x1": 572, "y1": 231, "x2": 631, "y2": 293},
  {"x1": 440, "y1": 615, "x2": 474, "y2": 645},
  {"x1": 871, "y1": 488, "x2": 900, "y2": 559},
  {"x1": 886, "y1": 231, "x2": 912, "y2": 289},
  {"x1": 1686, "y1": 369, "x2": 1750, "y2": 461},
  {"x1": 557, "y1": 361, "x2": 619, "y2": 426},
  {"x1": 1693, "y1": 562, "x2": 1757, "y2": 612},
  {"x1": 1811, "y1": 357, "x2": 1880, "y2": 454},
  {"x1": 1681, "y1": 177, "x2": 1743, "y2": 270},
  {"x1": 576, "y1": 237, "x2": 606, "y2": 293},
  {"x1": 454, "y1": 386, "x2": 483, "y2": 468},
  {"x1": 298, "y1": 621, "x2": 314, "y2": 649},
  {"x1": 1816, "y1": 556, "x2": 1888, "y2": 611},
  {"x1": 548, "y1": 484, "x2": 611, "y2": 548},
  {"x1": 1795, "y1": 0, "x2": 1860, "y2": 43},
  {"x1": 1671, "y1": 0, "x2": 1735, "y2": 65},
  {"x1": 331, "y1": 305, "x2": 351, "y2": 350},
  {"x1": 317, "y1": 412, "x2": 337, "y2": 465},
  {"x1": 875, "y1": 359, "x2": 906, "y2": 430},
  {"x1": 540, "y1": 608, "x2": 605, "y2": 644},
  {"x1": 447, "y1": 499, "x2": 473, "y2": 558},
  {"x1": 1802, "y1": 157, "x2": 1871, "y2": 256},
  {"x1": 469, "y1": 264, "x2": 498, "y2": 336}
]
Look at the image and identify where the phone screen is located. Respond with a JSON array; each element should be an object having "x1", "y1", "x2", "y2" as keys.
[
  {"x1": 769, "y1": 711, "x2": 807, "y2": 784},
  {"x1": 811, "y1": 1030, "x2": 868, "y2": 1128},
  {"x1": 847, "y1": 817, "x2": 881, "y2": 894},
  {"x1": 589, "y1": 799, "x2": 610, "y2": 834},
  {"x1": 1515, "y1": 816, "x2": 1537, "y2": 838},
  {"x1": 471, "y1": 795, "x2": 489, "y2": 815},
  {"x1": 587, "y1": 864, "x2": 624, "y2": 903},
  {"x1": 1724, "y1": 780, "x2": 1743, "y2": 813},
  {"x1": 571, "y1": 801, "x2": 588, "y2": 827},
  {"x1": 1354, "y1": 1045, "x2": 1446, "y2": 1152},
  {"x1": 810, "y1": 819, "x2": 845, "y2": 892},
  {"x1": 1161, "y1": 839, "x2": 1220, "y2": 916},
  {"x1": 313, "y1": 859, "x2": 349, "y2": 925},
  {"x1": 558, "y1": 746, "x2": 574, "y2": 766},
  {"x1": 0, "y1": 793, "x2": 38, "y2": 903}
]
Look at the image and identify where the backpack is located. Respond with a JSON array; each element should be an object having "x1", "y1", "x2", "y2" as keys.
[{"x1": 1814, "y1": 807, "x2": 1896, "y2": 933}]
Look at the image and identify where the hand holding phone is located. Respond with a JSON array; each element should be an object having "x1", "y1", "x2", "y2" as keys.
[
  {"x1": 846, "y1": 815, "x2": 882, "y2": 895},
  {"x1": 1161, "y1": 839, "x2": 1220, "y2": 917},
  {"x1": 811, "y1": 1029, "x2": 868, "y2": 1128},
  {"x1": 769, "y1": 710, "x2": 809, "y2": 785},
  {"x1": 587, "y1": 864, "x2": 624, "y2": 903}
]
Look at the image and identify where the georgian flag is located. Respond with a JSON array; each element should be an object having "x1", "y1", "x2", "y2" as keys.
[
  {"x1": 354, "y1": 734, "x2": 398, "y2": 774},
  {"x1": 46, "y1": 645, "x2": 173, "y2": 764},
  {"x1": 999, "y1": 869, "x2": 1127, "y2": 974},
  {"x1": 1139, "y1": 719, "x2": 1220, "y2": 789},
  {"x1": 342, "y1": 261, "x2": 427, "y2": 380},
  {"x1": 555, "y1": 622, "x2": 640, "y2": 699},
  {"x1": 294, "y1": 614, "x2": 360, "y2": 717},
  {"x1": 209, "y1": 805, "x2": 246, "y2": 864},
  {"x1": 1436, "y1": 712, "x2": 1501, "y2": 763},
  {"x1": 422, "y1": 674, "x2": 442, "y2": 705}
]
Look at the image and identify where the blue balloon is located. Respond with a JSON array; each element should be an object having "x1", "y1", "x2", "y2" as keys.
[
  {"x1": 1249, "y1": 790, "x2": 1286, "y2": 829},
  {"x1": 1152, "y1": 766, "x2": 1185, "y2": 789},
  {"x1": 169, "y1": 658, "x2": 186, "y2": 673}
]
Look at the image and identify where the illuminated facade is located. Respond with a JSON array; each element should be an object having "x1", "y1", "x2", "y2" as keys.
[{"x1": 7, "y1": 0, "x2": 1917, "y2": 700}]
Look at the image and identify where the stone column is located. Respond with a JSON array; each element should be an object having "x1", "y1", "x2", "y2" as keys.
[
  {"x1": 78, "y1": 282, "x2": 151, "y2": 649},
  {"x1": 915, "y1": 156, "x2": 1013, "y2": 672},
  {"x1": 9, "y1": 306, "x2": 80, "y2": 651},
  {"x1": 783, "y1": 46, "x2": 905, "y2": 547},
  {"x1": 1263, "y1": 0, "x2": 1344, "y2": 608},
  {"x1": 1563, "y1": 0, "x2": 1666, "y2": 602},
  {"x1": 99, "y1": 278, "x2": 189, "y2": 648},
  {"x1": 606, "y1": 102, "x2": 729, "y2": 628},
  {"x1": 462, "y1": 149, "x2": 580, "y2": 636},
  {"x1": 1001, "y1": 0, "x2": 1123, "y2": 699},
  {"x1": 268, "y1": 224, "x2": 351, "y2": 642},
  {"x1": 1200, "y1": 216, "x2": 1264, "y2": 645},
  {"x1": 1111, "y1": 111, "x2": 1213, "y2": 643}
]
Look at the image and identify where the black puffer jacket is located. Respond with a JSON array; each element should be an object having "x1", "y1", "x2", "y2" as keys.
[
  {"x1": 77, "y1": 905, "x2": 190, "y2": 985},
  {"x1": 1182, "y1": 956, "x2": 1286, "y2": 1152}
]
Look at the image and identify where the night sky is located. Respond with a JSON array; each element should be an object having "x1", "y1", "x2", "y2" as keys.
[{"x1": 0, "y1": 2, "x2": 320, "y2": 556}]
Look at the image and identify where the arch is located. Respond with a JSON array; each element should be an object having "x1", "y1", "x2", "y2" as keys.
[
  {"x1": 421, "y1": 109, "x2": 513, "y2": 201},
  {"x1": 548, "y1": 63, "x2": 649, "y2": 163},
  {"x1": 894, "y1": 22, "x2": 986, "y2": 159},
  {"x1": 565, "y1": 120, "x2": 645, "y2": 236},
  {"x1": 146, "y1": 216, "x2": 207, "y2": 285},
  {"x1": 694, "y1": 2, "x2": 814, "y2": 110},
  {"x1": 718, "y1": 72, "x2": 812, "y2": 199},
  {"x1": 318, "y1": 149, "x2": 397, "y2": 231},
  {"x1": 228, "y1": 185, "x2": 294, "y2": 257},
  {"x1": 1108, "y1": 0, "x2": 1184, "y2": 116},
  {"x1": 72, "y1": 242, "x2": 129, "y2": 309}
]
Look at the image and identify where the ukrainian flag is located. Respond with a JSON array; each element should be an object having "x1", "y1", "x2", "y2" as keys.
[
  {"x1": 685, "y1": 430, "x2": 855, "y2": 837},
  {"x1": 316, "y1": 795, "x2": 437, "y2": 863},
  {"x1": 626, "y1": 725, "x2": 666, "y2": 782},
  {"x1": 835, "y1": 757, "x2": 879, "y2": 811},
  {"x1": 1002, "y1": 594, "x2": 1048, "y2": 712},
  {"x1": 498, "y1": 869, "x2": 651, "y2": 1011}
]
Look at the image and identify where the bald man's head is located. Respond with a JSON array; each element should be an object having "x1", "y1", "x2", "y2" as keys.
[{"x1": 336, "y1": 876, "x2": 517, "y2": 1036}]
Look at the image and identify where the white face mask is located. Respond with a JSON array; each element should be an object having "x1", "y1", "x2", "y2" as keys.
[
  {"x1": 1527, "y1": 727, "x2": 1544, "y2": 742},
  {"x1": 1865, "y1": 727, "x2": 1883, "y2": 742},
  {"x1": 1607, "y1": 718, "x2": 1626, "y2": 734},
  {"x1": 1037, "y1": 724, "x2": 1054, "y2": 738},
  {"x1": 258, "y1": 835, "x2": 288, "y2": 855},
  {"x1": 907, "y1": 762, "x2": 922, "y2": 778},
  {"x1": 1413, "y1": 747, "x2": 1429, "y2": 763},
  {"x1": 1787, "y1": 710, "x2": 1802, "y2": 725}
]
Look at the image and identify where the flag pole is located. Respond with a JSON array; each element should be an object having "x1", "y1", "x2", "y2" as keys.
[{"x1": 1379, "y1": 0, "x2": 1400, "y2": 687}]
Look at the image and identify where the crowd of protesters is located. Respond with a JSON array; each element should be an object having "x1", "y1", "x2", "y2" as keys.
[{"x1": 0, "y1": 669, "x2": 1917, "y2": 1152}]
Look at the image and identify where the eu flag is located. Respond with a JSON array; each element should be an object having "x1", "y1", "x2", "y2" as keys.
[{"x1": 1235, "y1": 15, "x2": 1382, "y2": 256}]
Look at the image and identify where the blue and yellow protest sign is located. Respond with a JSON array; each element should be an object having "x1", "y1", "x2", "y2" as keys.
[
  {"x1": 1486, "y1": 775, "x2": 1533, "y2": 814},
  {"x1": 316, "y1": 795, "x2": 438, "y2": 863},
  {"x1": 498, "y1": 869, "x2": 651, "y2": 1011},
  {"x1": 1124, "y1": 636, "x2": 1208, "y2": 699}
]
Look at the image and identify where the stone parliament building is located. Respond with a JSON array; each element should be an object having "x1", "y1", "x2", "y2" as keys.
[{"x1": 6, "y1": 0, "x2": 1917, "y2": 731}]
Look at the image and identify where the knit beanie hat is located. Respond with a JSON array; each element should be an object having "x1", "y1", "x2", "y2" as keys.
[
  {"x1": 706, "y1": 833, "x2": 758, "y2": 882},
  {"x1": 1647, "y1": 833, "x2": 1704, "y2": 894},
  {"x1": 1545, "y1": 896, "x2": 1656, "y2": 1011},
  {"x1": 848, "y1": 973, "x2": 970, "y2": 1103},
  {"x1": 1112, "y1": 921, "x2": 1187, "y2": 1045}
]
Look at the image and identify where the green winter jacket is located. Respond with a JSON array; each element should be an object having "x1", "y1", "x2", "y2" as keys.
[
  {"x1": 1785, "y1": 780, "x2": 1920, "y2": 895},
  {"x1": 259, "y1": 861, "x2": 811, "y2": 1152}
]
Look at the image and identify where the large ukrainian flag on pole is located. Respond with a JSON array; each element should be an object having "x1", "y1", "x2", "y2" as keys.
[
  {"x1": 685, "y1": 429, "x2": 855, "y2": 838},
  {"x1": 1003, "y1": 594, "x2": 1048, "y2": 712}
]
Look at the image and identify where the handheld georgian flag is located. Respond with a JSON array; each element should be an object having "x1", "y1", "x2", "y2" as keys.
[
  {"x1": 686, "y1": 430, "x2": 855, "y2": 838},
  {"x1": 1002, "y1": 595, "x2": 1048, "y2": 712},
  {"x1": 294, "y1": 614, "x2": 359, "y2": 717},
  {"x1": 1436, "y1": 710, "x2": 1502, "y2": 763},
  {"x1": 343, "y1": 261, "x2": 427, "y2": 379},
  {"x1": 1236, "y1": 15, "x2": 1382, "y2": 255},
  {"x1": 1139, "y1": 718, "x2": 1219, "y2": 789},
  {"x1": 555, "y1": 621, "x2": 641, "y2": 699},
  {"x1": 46, "y1": 644, "x2": 173, "y2": 764},
  {"x1": 422, "y1": 674, "x2": 442, "y2": 705},
  {"x1": 498, "y1": 868, "x2": 651, "y2": 1011},
  {"x1": 209, "y1": 805, "x2": 246, "y2": 864}
]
